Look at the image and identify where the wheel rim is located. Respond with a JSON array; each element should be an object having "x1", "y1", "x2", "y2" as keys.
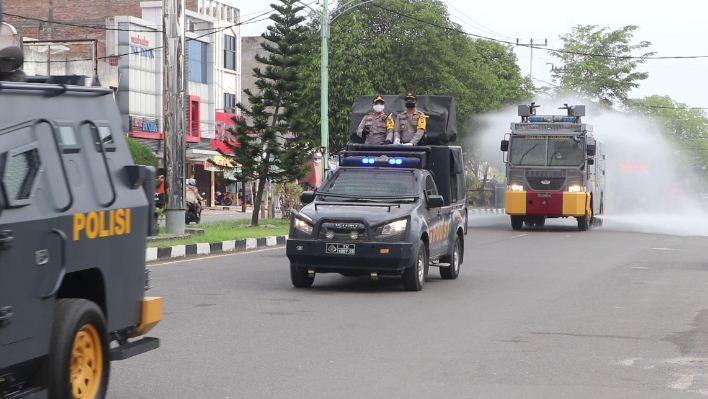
[
  {"x1": 452, "y1": 242, "x2": 460, "y2": 273},
  {"x1": 70, "y1": 324, "x2": 103, "y2": 399},
  {"x1": 417, "y1": 251, "x2": 425, "y2": 283}
]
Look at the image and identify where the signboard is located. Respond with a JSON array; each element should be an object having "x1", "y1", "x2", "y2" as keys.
[
  {"x1": 130, "y1": 36, "x2": 155, "y2": 59},
  {"x1": 129, "y1": 116, "x2": 160, "y2": 133}
]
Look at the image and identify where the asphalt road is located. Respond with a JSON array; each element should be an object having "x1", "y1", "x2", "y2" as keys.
[{"x1": 109, "y1": 214, "x2": 708, "y2": 398}]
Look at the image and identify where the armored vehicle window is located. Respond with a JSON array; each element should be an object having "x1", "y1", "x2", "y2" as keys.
[
  {"x1": 93, "y1": 125, "x2": 116, "y2": 151},
  {"x1": 510, "y1": 136, "x2": 546, "y2": 166},
  {"x1": 547, "y1": 137, "x2": 584, "y2": 166},
  {"x1": 57, "y1": 125, "x2": 81, "y2": 153},
  {"x1": 425, "y1": 175, "x2": 438, "y2": 197},
  {"x1": 322, "y1": 169, "x2": 417, "y2": 198},
  {"x1": 2, "y1": 146, "x2": 41, "y2": 204}
]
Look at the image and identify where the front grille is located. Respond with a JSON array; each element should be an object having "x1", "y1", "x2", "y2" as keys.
[
  {"x1": 527, "y1": 177, "x2": 565, "y2": 191},
  {"x1": 319, "y1": 222, "x2": 368, "y2": 241}
]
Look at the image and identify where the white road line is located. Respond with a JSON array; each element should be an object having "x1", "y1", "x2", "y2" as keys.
[
  {"x1": 651, "y1": 247, "x2": 676, "y2": 251},
  {"x1": 512, "y1": 234, "x2": 529, "y2": 239},
  {"x1": 149, "y1": 246, "x2": 283, "y2": 267}
]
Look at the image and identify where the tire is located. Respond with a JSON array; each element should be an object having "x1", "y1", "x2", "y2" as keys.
[
  {"x1": 536, "y1": 216, "x2": 546, "y2": 227},
  {"x1": 223, "y1": 198, "x2": 233, "y2": 206},
  {"x1": 511, "y1": 216, "x2": 523, "y2": 231},
  {"x1": 47, "y1": 299, "x2": 109, "y2": 399},
  {"x1": 440, "y1": 236, "x2": 461, "y2": 280},
  {"x1": 290, "y1": 263, "x2": 314, "y2": 288},
  {"x1": 577, "y1": 213, "x2": 589, "y2": 231},
  {"x1": 403, "y1": 244, "x2": 428, "y2": 291}
]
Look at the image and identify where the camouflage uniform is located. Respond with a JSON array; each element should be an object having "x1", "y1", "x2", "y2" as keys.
[
  {"x1": 394, "y1": 110, "x2": 427, "y2": 145},
  {"x1": 356, "y1": 112, "x2": 394, "y2": 145}
]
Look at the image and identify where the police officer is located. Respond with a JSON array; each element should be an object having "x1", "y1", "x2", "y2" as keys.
[
  {"x1": 356, "y1": 95, "x2": 395, "y2": 145},
  {"x1": 393, "y1": 93, "x2": 428, "y2": 146}
]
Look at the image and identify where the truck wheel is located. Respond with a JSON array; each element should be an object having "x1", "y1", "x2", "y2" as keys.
[
  {"x1": 48, "y1": 299, "x2": 109, "y2": 399},
  {"x1": 403, "y1": 244, "x2": 428, "y2": 291},
  {"x1": 290, "y1": 263, "x2": 314, "y2": 288},
  {"x1": 536, "y1": 216, "x2": 546, "y2": 227},
  {"x1": 440, "y1": 236, "x2": 461, "y2": 280},
  {"x1": 577, "y1": 213, "x2": 589, "y2": 231},
  {"x1": 511, "y1": 216, "x2": 523, "y2": 231}
]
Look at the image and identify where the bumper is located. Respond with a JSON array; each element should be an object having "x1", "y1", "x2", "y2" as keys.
[
  {"x1": 136, "y1": 296, "x2": 162, "y2": 335},
  {"x1": 286, "y1": 239, "x2": 414, "y2": 274},
  {"x1": 505, "y1": 191, "x2": 589, "y2": 217}
]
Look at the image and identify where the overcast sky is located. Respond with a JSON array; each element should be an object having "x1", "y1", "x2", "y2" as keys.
[{"x1": 238, "y1": 0, "x2": 708, "y2": 108}]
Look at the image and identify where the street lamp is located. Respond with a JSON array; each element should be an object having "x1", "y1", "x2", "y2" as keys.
[{"x1": 318, "y1": 0, "x2": 378, "y2": 182}]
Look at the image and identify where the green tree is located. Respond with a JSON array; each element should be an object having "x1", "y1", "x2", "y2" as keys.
[
  {"x1": 126, "y1": 137, "x2": 158, "y2": 167},
  {"x1": 295, "y1": 0, "x2": 531, "y2": 153},
  {"x1": 229, "y1": 0, "x2": 313, "y2": 226},
  {"x1": 628, "y1": 95, "x2": 708, "y2": 175},
  {"x1": 550, "y1": 25, "x2": 654, "y2": 106}
]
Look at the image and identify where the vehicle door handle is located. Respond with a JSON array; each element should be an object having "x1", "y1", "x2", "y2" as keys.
[
  {"x1": 0, "y1": 306, "x2": 13, "y2": 327},
  {"x1": 0, "y1": 230, "x2": 13, "y2": 250}
]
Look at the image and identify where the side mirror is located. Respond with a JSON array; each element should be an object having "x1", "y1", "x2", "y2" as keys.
[
  {"x1": 427, "y1": 194, "x2": 444, "y2": 209},
  {"x1": 500, "y1": 140, "x2": 509, "y2": 152},
  {"x1": 586, "y1": 144, "x2": 596, "y2": 156},
  {"x1": 300, "y1": 191, "x2": 315, "y2": 205},
  {"x1": 587, "y1": 158, "x2": 595, "y2": 166}
]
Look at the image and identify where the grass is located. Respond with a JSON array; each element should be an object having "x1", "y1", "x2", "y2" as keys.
[{"x1": 148, "y1": 219, "x2": 289, "y2": 248}]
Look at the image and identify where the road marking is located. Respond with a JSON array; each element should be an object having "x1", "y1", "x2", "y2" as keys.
[
  {"x1": 512, "y1": 234, "x2": 529, "y2": 239},
  {"x1": 670, "y1": 371, "x2": 696, "y2": 391},
  {"x1": 149, "y1": 246, "x2": 283, "y2": 267},
  {"x1": 651, "y1": 247, "x2": 675, "y2": 251},
  {"x1": 631, "y1": 266, "x2": 649, "y2": 270}
]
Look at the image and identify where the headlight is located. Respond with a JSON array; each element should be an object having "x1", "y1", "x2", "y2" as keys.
[
  {"x1": 380, "y1": 219, "x2": 407, "y2": 235},
  {"x1": 509, "y1": 184, "x2": 524, "y2": 192},
  {"x1": 567, "y1": 185, "x2": 584, "y2": 192},
  {"x1": 293, "y1": 218, "x2": 313, "y2": 235}
]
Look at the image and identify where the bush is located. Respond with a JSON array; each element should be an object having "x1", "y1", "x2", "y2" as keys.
[
  {"x1": 127, "y1": 136, "x2": 159, "y2": 167},
  {"x1": 275, "y1": 182, "x2": 303, "y2": 220}
]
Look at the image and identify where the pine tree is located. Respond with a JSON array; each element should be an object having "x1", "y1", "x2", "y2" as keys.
[{"x1": 230, "y1": 0, "x2": 314, "y2": 226}]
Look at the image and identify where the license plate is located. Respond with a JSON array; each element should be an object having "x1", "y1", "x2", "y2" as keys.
[{"x1": 326, "y1": 243, "x2": 355, "y2": 255}]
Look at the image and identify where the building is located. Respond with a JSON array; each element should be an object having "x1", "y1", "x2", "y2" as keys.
[{"x1": 5, "y1": 0, "x2": 243, "y2": 205}]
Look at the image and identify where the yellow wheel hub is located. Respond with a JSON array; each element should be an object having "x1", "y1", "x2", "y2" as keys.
[{"x1": 70, "y1": 324, "x2": 103, "y2": 399}]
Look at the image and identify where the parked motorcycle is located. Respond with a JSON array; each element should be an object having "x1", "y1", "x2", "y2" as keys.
[{"x1": 215, "y1": 190, "x2": 233, "y2": 206}]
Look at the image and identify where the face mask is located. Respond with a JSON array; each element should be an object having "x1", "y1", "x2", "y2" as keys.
[
  {"x1": 373, "y1": 104, "x2": 384, "y2": 113},
  {"x1": 405, "y1": 102, "x2": 416, "y2": 108}
]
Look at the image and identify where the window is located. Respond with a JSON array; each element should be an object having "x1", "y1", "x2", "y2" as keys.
[
  {"x1": 425, "y1": 175, "x2": 438, "y2": 197},
  {"x1": 188, "y1": 40, "x2": 208, "y2": 83},
  {"x1": 187, "y1": 96, "x2": 201, "y2": 141},
  {"x1": 2, "y1": 146, "x2": 41, "y2": 204},
  {"x1": 224, "y1": 35, "x2": 236, "y2": 71},
  {"x1": 224, "y1": 93, "x2": 236, "y2": 114}
]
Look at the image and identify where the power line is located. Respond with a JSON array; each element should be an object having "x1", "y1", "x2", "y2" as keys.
[
  {"x1": 371, "y1": 3, "x2": 708, "y2": 61},
  {"x1": 3, "y1": 12, "x2": 163, "y2": 33}
]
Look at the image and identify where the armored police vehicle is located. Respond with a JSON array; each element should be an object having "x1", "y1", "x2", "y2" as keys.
[
  {"x1": 286, "y1": 96, "x2": 467, "y2": 291},
  {"x1": 0, "y1": 22, "x2": 161, "y2": 399},
  {"x1": 500, "y1": 104, "x2": 606, "y2": 231}
]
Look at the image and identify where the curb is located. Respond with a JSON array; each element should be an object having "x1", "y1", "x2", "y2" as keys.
[
  {"x1": 469, "y1": 208, "x2": 505, "y2": 214},
  {"x1": 146, "y1": 235, "x2": 288, "y2": 263}
]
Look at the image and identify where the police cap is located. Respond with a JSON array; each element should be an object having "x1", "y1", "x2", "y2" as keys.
[
  {"x1": 373, "y1": 96, "x2": 385, "y2": 104},
  {"x1": 404, "y1": 93, "x2": 416, "y2": 101}
]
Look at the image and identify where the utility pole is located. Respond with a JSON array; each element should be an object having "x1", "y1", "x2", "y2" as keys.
[
  {"x1": 163, "y1": 0, "x2": 187, "y2": 234},
  {"x1": 320, "y1": 0, "x2": 330, "y2": 184},
  {"x1": 516, "y1": 38, "x2": 547, "y2": 81}
]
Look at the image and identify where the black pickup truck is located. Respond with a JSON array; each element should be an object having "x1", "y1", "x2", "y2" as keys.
[{"x1": 286, "y1": 144, "x2": 467, "y2": 291}]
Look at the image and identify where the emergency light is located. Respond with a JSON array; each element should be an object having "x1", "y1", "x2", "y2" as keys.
[{"x1": 344, "y1": 155, "x2": 421, "y2": 168}]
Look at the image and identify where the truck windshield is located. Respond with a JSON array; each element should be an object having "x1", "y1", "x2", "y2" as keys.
[
  {"x1": 510, "y1": 136, "x2": 584, "y2": 166},
  {"x1": 319, "y1": 169, "x2": 418, "y2": 200}
]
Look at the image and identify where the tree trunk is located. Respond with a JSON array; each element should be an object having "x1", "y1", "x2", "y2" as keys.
[
  {"x1": 251, "y1": 163, "x2": 269, "y2": 226},
  {"x1": 241, "y1": 177, "x2": 247, "y2": 213}
]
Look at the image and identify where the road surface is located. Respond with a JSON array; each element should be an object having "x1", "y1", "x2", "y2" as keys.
[{"x1": 110, "y1": 213, "x2": 708, "y2": 398}]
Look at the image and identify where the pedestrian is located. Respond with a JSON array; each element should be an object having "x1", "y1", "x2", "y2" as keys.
[
  {"x1": 355, "y1": 95, "x2": 395, "y2": 145},
  {"x1": 393, "y1": 93, "x2": 428, "y2": 146}
]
